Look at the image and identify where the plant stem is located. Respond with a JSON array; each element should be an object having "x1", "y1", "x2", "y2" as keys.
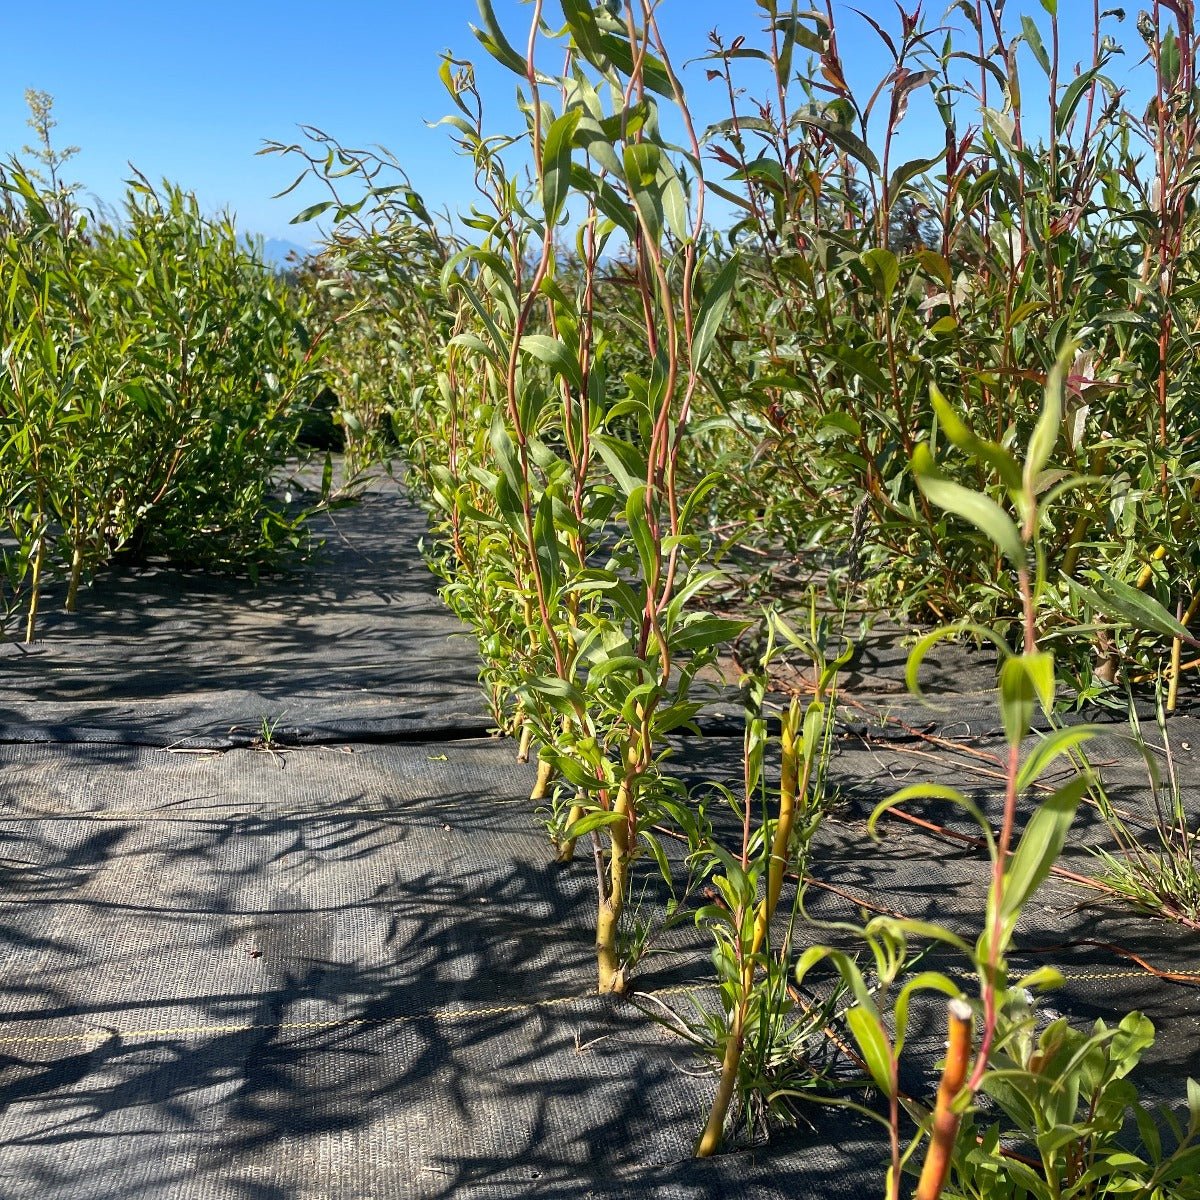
[
  {"x1": 65, "y1": 542, "x2": 83, "y2": 613},
  {"x1": 24, "y1": 532, "x2": 45, "y2": 644},
  {"x1": 530, "y1": 758, "x2": 554, "y2": 801},
  {"x1": 596, "y1": 749, "x2": 636, "y2": 994},
  {"x1": 696, "y1": 696, "x2": 807, "y2": 1156},
  {"x1": 516, "y1": 721, "x2": 533, "y2": 764},
  {"x1": 915, "y1": 998, "x2": 975, "y2": 1200},
  {"x1": 696, "y1": 1007, "x2": 745, "y2": 1156}
]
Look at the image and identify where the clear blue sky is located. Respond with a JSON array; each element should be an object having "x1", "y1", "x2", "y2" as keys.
[{"x1": 0, "y1": 2, "x2": 1144, "y2": 241}]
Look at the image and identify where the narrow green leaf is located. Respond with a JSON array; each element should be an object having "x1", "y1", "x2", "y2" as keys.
[
  {"x1": 567, "y1": 808, "x2": 628, "y2": 838},
  {"x1": 626, "y1": 485, "x2": 659, "y2": 585},
  {"x1": 489, "y1": 411, "x2": 524, "y2": 497},
  {"x1": 1024, "y1": 340, "x2": 1073, "y2": 493},
  {"x1": 470, "y1": 0, "x2": 528, "y2": 75},
  {"x1": 792, "y1": 112, "x2": 880, "y2": 174},
  {"x1": 999, "y1": 654, "x2": 1038, "y2": 746},
  {"x1": 542, "y1": 108, "x2": 581, "y2": 226},
  {"x1": 1001, "y1": 773, "x2": 1088, "y2": 918},
  {"x1": 930, "y1": 384, "x2": 1022, "y2": 492},
  {"x1": 1017, "y1": 725, "x2": 1098, "y2": 792},
  {"x1": 290, "y1": 200, "x2": 334, "y2": 224},
  {"x1": 691, "y1": 254, "x2": 738, "y2": 370},
  {"x1": 520, "y1": 333, "x2": 583, "y2": 393},
  {"x1": 670, "y1": 615, "x2": 749, "y2": 653},
  {"x1": 845, "y1": 1005, "x2": 895, "y2": 1094},
  {"x1": 533, "y1": 491, "x2": 561, "y2": 597},
  {"x1": 623, "y1": 143, "x2": 664, "y2": 243},
  {"x1": 1082, "y1": 570, "x2": 1195, "y2": 643},
  {"x1": 913, "y1": 443, "x2": 1025, "y2": 567},
  {"x1": 592, "y1": 433, "x2": 647, "y2": 498}
]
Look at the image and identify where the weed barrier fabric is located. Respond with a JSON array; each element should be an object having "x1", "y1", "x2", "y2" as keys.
[
  {"x1": 0, "y1": 473, "x2": 492, "y2": 749},
  {"x1": 2, "y1": 470, "x2": 1198, "y2": 1196},
  {"x1": 0, "y1": 740, "x2": 888, "y2": 1199},
  {"x1": 2, "y1": 733, "x2": 1196, "y2": 1198}
]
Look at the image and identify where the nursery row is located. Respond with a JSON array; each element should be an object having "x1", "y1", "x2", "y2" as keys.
[
  {"x1": 4, "y1": 0, "x2": 1200, "y2": 1193},
  {"x1": 272, "y1": 1, "x2": 1200, "y2": 1192}
]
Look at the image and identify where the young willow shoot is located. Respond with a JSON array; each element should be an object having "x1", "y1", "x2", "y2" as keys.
[
  {"x1": 436, "y1": 0, "x2": 741, "y2": 994},
  {"x1": 793, "y1": 345, "x2": 1199, "y2": 1198},
  {"x1": 694, "y1": 604, "x2": 849, "y2": 1157}
]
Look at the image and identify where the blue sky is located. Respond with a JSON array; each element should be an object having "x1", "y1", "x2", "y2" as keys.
[{"x1": 0, "y1": 2, "x2": 1145, "y2": 241}]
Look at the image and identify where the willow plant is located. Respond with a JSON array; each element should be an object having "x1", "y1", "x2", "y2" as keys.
[
  {"x1": 675, "y1": 1, "x2": 1200, "y2": 694},
  {"x1": 0, "y1": 141, "x2": 324, "y2": 640},
  {"x1": 793, "y1": 347, "x2": 1199, "y2": 1197},
  {"x1": 413, "y1": 0, "x2": 745, "y2": 993},
  {"x1": 693, "y1": 602, "x2": 849, "y2": 1156}
]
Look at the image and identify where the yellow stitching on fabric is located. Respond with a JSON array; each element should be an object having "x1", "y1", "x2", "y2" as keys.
[
  {"x1": 0, "y1": 983, "x2": 713, "y2": 1050},
  {"x1": 1057, "y1": 969, "x2": 1200, "y2": 983}
]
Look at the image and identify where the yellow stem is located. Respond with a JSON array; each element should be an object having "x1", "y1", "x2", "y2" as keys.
[
  {"x1": 1168, "y1": 634, "x2": 1183, "y2": 715},
  {"x1": 24, "y1": 535, "x2": 45, "y2": 645},
  {"x1": 516, "y1": 722, "x2": 533, "y2": 764},
  {"x1": 65, "y1": 543, "x2": 83, "y2": 613},
  {"x1": 555, "y1": 799, "x2": 585, "y2": 864},
  {"x1": 529, "y1": 758, "x2": 554, "y2": 801},
  {"x1": 697, "y1": 697, "x2": 808, "y2": 1156},
  {"x1": 596, "y1": 756, "x2": 635, "y2": 994},
  {"x1": 696, "y1": 1006, "x2": 746, "y2": 1157}
]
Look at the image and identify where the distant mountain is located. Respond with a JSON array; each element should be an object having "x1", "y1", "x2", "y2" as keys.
[{"x1": 259, "y1": 237, "x2": 312, "y2": 268}]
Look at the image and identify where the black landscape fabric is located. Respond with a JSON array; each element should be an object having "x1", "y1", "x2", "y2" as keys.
[
  {"x1": 0, "y1": 475, "x2": 493, "y2": 749},
  {"x1": 0, "y1": 472, "x2": 1198, "y2": 1198}
]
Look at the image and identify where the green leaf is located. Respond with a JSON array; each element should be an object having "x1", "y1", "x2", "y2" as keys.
[
  {"x1": 470, "y1": 0, "x2": 528, "y2": 75},
  {"x1": 520, "y1": 333, "x2": 584, "y2": 393},
  {"x1": 566, "y1": 808, "x2": 628, "y2": 838},
  {"x1": 570, "y1": 122, "x2": 623, "y2": 182},
  {"x1": 845, "y1": 1005, "x2": 895, "y2": 1094},
  {"x1": 1072, "y1": 570, "x2": 1195, "y2": 644},
  {"x1": 626, "y1": 486, "x2": 659, "y2": 584},
  {"x1": 1161, "y1": 27, "x2": 1181, "y2": 87},
  {"x1": 691, "y1": 254, "x2": 738, "y2": 370},
  {"x1": 290, "y1": 200, "x2": 334, "y2": 224},
  {"x1": 1056, "y1": 66, "x2": 1105, "y2": 135},
  {"x1": 518, "y1": 674, "x2": 586, "y2": 716},
  {"x1": 1024, "y1": 341, "x2": 1073, "y2": 494},
  {"x1": 1021, "y1": 14, "x2": 1051, "y2": 74},
  {"x1": 659, "y1": 158, "x2": 690, "y2": 242},
  {"x1": 792, "y1": 111, "x2": 880, "y2": 174},
  {"x1": 904, "y1": 622, "x2": 1010, "y2": 700},
  {"x1": 542, "y1": 108, "x2": 581, "y2": 226},
  {"x1": 887, "y1": 151, "x2": 946, "y2": 199},
  {"x1": 671, "y1": 615, "x2": 748, "y2": 653},
  {"x1": 623, "y1": 143, "x2": 664, "y2": 243},
  {"x1": 592, "y1": 432, "x2": 647, "y2": 498},
  {"x1": 489, "y1": 411, "x2": 524, "y2": 497},
  {"x1": 560, "y1": 0, "x2": 608, "y2": 69},
  {"x1": 913, "y1": 443, "x2": 1026, "y2": 567},
  {"x1": 1000, "y1": 654, "x2": 1039, "y2": 746},
  {"x1": 596, "y1": 32, "x2": 673, "y2": 97},
  {"x1": 862, "y1": 247, "x2": 899, "y2": 300},
  {"x1": 1017, "y1": 724, "x2": 1099, "y2": 792},
  {"x1": 1001, "y1": 773, "x2": 1088, "y2": 918},
  {"x1": 930, "y1": 384, "x2": 1022, "y2": 492},
  {"x1": 894, "y1": 972, "x2": 963, "y2": 1051},
  {"x1": 533, "y1": 491, "x2": 561, "y2": 597},
  {"x1": 1015, "y1": 965, "x2": 1065, "y2": 991}
]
